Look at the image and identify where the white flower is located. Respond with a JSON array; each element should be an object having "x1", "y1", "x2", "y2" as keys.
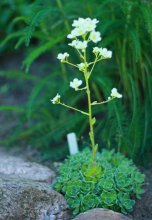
[
  {"x1": 89, "y1": 31, "x2": 101, "y2": 43},
  {"x1": 70, "y1": 78, "x2": 82, "y2": 90},
  {"x1": 93, "y1": 47, "x2": 101, "y2": 54},
  {"x1": 57, "y1": 52, "x2": 69, "y2": 62},
  {"x1": 85, "y1": 18, "x2": 99, "y2": 32},
  {"x1": 99, "y1": 48, "x2": 112, "y2": 58},
  {"x1": 68, "y1": 40, "x2": 77, "y2": 47},
  {"x1": 72, "y1": 17, "x2": 99, "y2": 32},
  {"x1": 75, "y1": 40, "x2": 88, "y2": 50},
  {"x1": 77, "y1": 62, "x2": 88, "y2": 71},
  {"x1": 111, "y1": 88, "x2": 122, "y2": 98},
  {"x1": 72, "y1": 18, "x2": 86, "y2": 27},
  {"x1": 67, "y1": 29, "x2": 77, "y2": 39},
  {"x1": 51, "y1": 94, "x2": 61, "y2": 104},
  {"x1": 69, "y1": 40, "x2": 87, "y2": 50},
  {"x1": 67, "y1": 27, "x2": 87, "y2": 39},
  {"x1": 67, "y1": 33, "x2": 74, "y2": 39},
  {"x1": 75, "y1": 27, "x2": 87, "y2": 36}
]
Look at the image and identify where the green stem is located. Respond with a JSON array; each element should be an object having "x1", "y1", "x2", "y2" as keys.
[
  {"x1": 91, "y1": 97, "x2": 115, "y2": 105},
  {"x1": 84, "y1": 50, "x2": 97, "y2": 164},
  {"x1": 89, "y1": 55, "x2": 98, "y2": 75},
  {"x1": 59, "y1": 102, "x2": 89, "y2": 116},
  {"x1": 76, "y1": 87, "x2": 87, "y2": 91},
  {"x1": 76, "y1": 48, "x2": 84, "y2": 59},
  {"x1": 66, "y1": 61, "x2": 78, "y2": 68},
  {"x1": 89, "y1": 57, "x2": 104, "y2": 66}
]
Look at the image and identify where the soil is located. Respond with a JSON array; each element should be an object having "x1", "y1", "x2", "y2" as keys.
[
  {"x1": 0, "y1": 52, "x2": 152, "y2": 220},
  {"x1": 131, "y1": 168, "x2": 152, "y2": 220}
]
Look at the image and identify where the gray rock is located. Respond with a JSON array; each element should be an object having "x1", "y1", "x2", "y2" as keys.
[
  {"x1": 73, "y1": 208, "x2": 132, "y2": 220},
  {"x1": 0, "y1": 174, "x2": 70, "y2": 220},
  {"x1": 0, "y1": 154, "x2": 55, "y2": 183}
]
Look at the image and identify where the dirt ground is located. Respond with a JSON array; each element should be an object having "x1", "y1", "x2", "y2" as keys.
[{"x1": 131, "y1": 168, "x2": 152, "y2": 220}]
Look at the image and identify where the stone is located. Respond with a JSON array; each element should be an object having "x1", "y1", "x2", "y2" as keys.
[
  {"x1": 73, "y1": 208, "x2": 132, "y2": 220},
  {"x1": 0, "y1": 174, "x2": 70, "y2": 220},
  {"x1": 0, "y1": 154, "x2": 55, "y2": 183}
]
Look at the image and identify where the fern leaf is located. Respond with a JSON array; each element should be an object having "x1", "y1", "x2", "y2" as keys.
[{"x1": 23, "y1": 34, "x2": 66, "y2": 72}]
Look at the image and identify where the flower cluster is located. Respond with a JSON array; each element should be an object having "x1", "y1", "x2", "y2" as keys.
[
  {"x1": 93, "y1": 47, "x2": 112, "y2": 58},
  {"x1": 67, "y1": 17, "x2": 101, "y2": 51},
  {"x1": 67, "y1": 18, "x2": 99, "y2": 39},
  {"x1": 52, "y1": 18, "x2": 122, "y2": 105},
  {"x1": 57, "y1": 17, "x2": 112, "y2": 63},
  {"x1": 53, "y1": 18, "x2": 122, "y2": 103},
  {"x1": 57, "y1": 52, "x2": 69, "y2": 62}
]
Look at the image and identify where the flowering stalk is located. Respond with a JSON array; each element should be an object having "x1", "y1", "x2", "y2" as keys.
[
  {"x1": 83, "y1": 49, "x2": 97, "y2": 164},
  {"x1": 51, "y1": 17, "x2": 122, "y2": 165}
]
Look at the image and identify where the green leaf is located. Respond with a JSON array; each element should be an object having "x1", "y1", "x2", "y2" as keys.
[
  {"x1": 94, "y1": 144, "x2": 98, "y2": 153},
  {"x1": 81, "y1": 182, "x2": 95, "y2": 193},
  {"x1": 82, "y1": 194, "x2": 99, "y2": 210},
  {"x1": 91, "y1": 117, "x2": 96, "y2": 125},
  {"x1": 23, "y1": 34, "x2": 66, "y2": 72},
  {"x1": 117, "y1": 192, "x2": 135, "y2": 211},
  {"x1": 134, "y1": 185, "x2": 145, "y2": 199},
  {"x1": 123, "y1": 199, "x2": 135, "y2": 211},
  {"x1": 67, "y1": 196, "x2": 80, "y2": 209},
  {"x1": 134, "y1": 172, "x2": 145, "y2": 183},
  {"x1": 0, "y1": 31, "x2": 25, "y2": 49},
  {"x1": 100, "y1": 190, "x2": 117, "y2": 206},
  {"x1": 0, "y1": 105, "x2": 25, "y2": 113},
  {"x1": 25, "y1": 6, "x2": 58, "y2": 46},
  {"x1": 116, "y1": 174, "x2": 132, "y2": 189},
  {"x1": 83, "y1": 165, "x2": 102, "y2": 181},
  {"x1": 99, "y1": 178, "x2": 114, "y2": 190}
]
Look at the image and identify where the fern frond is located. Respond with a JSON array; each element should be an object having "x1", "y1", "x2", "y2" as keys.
[
  {"x1": 23, "y1": 34, "x2": 66, "y2": 72},
  {"x1": 25, "y1": 6, "x2": 59, "y2": 46}
]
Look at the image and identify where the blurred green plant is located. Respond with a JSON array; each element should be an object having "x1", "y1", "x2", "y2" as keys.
[
  {"x1": 0, "y1": 0, "x2": 152, "y2": 163},
  {"x1": 0, "y1": 0, "x2": 34, "y2": 52}
]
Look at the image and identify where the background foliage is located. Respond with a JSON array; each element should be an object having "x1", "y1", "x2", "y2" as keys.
[{"x1": 0, "y1": 0, "x2": 152, "y2": 164}]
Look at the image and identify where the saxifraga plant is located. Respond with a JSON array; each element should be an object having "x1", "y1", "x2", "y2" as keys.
[
  {"x1": 51, "y1": 17, "x2": 145, "y2": 216},
  {"x1": 51, "y1": 17, "x2": 122, "y2": 164},
  {"x1": 54, "y1": 149, "x2": 145, "y2": 216}
]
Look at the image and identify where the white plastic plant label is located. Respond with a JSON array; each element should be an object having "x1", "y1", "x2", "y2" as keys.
[{"x1": 67, "y1": 132, "x2": 79, "y2": 155}]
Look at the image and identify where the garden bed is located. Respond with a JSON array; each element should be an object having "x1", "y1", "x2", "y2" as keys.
[{"x1": 0, "y1": 53, "x2": 151, "y2": 220}]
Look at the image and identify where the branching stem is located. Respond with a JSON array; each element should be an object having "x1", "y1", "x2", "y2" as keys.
[
  {"x1": 59, "y1": 102, "x2": 89, "y2": 116},
  {"x1": 91, "y1": 97, "x2": 115, "y2": 105}
]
